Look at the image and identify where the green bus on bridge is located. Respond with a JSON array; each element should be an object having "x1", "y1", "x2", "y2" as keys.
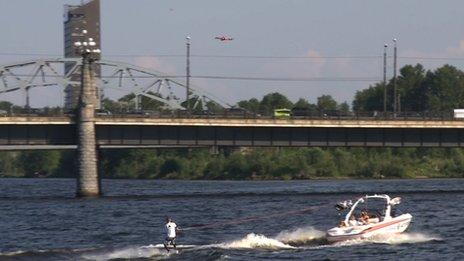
[{"x1": 273, "y1": 108, "x2": 291, "y2": 118}]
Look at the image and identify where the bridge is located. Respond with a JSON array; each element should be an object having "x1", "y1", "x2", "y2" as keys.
[
  {"x1": 1, "y1": 57, "x2": 463, "y2": 197},
  {"x1": 0, "y1": 58, "x2": 230, "y2": 111},
  {"x1": 1, "y1": 115, "x2": 463, "y2": 148}
]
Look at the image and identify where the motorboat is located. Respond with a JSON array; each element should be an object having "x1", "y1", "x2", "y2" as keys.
[{"x1": 326, "y1": 194, "x2": 412, "y2": 243}]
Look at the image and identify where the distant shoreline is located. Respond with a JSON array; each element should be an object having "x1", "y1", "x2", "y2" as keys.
[{"x1": 0, "y1": 176, "x2": 462, "y2": 181}]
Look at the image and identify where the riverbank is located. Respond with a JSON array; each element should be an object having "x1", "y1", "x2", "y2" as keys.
[{"x1": 1, "y1": 147, "x2": 464, "y2": 180}]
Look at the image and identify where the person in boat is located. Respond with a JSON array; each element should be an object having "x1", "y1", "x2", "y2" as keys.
[
  {"x1": 163, "y1": 217, "x2": 180, "y2": 252},
  {"x1": 348, "y1": 215, "x2": 360, "y2": 226},
  {"x1": 338, "y1": 220, "x2": 347, "y2": 227},
  {"x1": 360, "y1": 210, "x2": 370, "y2": 225}
]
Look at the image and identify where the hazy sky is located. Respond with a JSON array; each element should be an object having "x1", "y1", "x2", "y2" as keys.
[{"x1": 1, "y1": 0, "x2": 464, "y2": 107}]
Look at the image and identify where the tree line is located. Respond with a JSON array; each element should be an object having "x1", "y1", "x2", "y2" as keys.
[
  {"x1": 1, "y1": 147, "x2": 463, "y2": 179},
  {"x1": 353, "y1": 64, "x2": 464, "y2": 112}
]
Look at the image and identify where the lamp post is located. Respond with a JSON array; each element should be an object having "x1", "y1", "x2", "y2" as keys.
[
  {"x1": 383, "y1": 44, "x2": 388, "y2": 114},
  {"x1": 74, "y1": 32, "x2": 101, "y2": 113},
  {"x1": 393, "y1": 38, "x2": 398, "y2": 115},
  {"x1": 25, "y1": 87, "x2": 30, "y2": 113},
  {"x1": 186, "y1": 36, "x2": 191, "y2": 114},
  {"x1": 74, "y1": 30, "x2": 101, "y2": 197}
]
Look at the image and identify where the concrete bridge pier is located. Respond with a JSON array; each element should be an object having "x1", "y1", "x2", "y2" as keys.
[{"x1": 76, "y1": 55, "x2": 100, "y2": 197}]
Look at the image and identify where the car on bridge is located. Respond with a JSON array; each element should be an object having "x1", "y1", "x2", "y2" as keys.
[
  {"x1": 225, "y1": 107, "x2": 251, "y2": 118},
  {"x1": 96, "y1": 109, "x2": 112, "y2": 116},
  {"x1": 291, "y1": 107, "x2": 317, "y2": 117}
]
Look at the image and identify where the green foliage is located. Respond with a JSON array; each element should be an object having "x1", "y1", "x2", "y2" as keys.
[
  {"x1": 101, "y1": 97, "x2": 131, "y2": 113},
  {"x1": 223, "y1": 152, "x2": 249, "y2": 179},
  {"x1": 0, "y1": 101, "x2": 13, "y2": 111},
  {"x1": 424, "y1": 65, "x2": 464, "y2": 111},
  {"x1": 238, "y1": 98, "x2": 260, "y2": 113},
  {"x1": 103, "y1": 92, "x2": 167, "y2": 112},
  {"x1": 397, "y1": 64, "x2": 426, "y2": 111},
  {"x1": 317, "y1": 95, "x2": 338, "y2": 111},
  {"x1": 259, "y1": 92, "x2": 293, "y2": 115},
  {"x1": 203, "y1": 155, "x2": 226, "y2": 179},
  {"x1": 205, "y1": 101, "x2": 223, "y2": 113},
  {"x1": 293, "y1": 98, "x2": 318, "y2": 114},
  {"x1": 55, "y1": 151, "x2": 76, "y2": 178},
  {"x1": 293, "y1": 98, "x2": 311, "y2": 109},
  {"x1": 338, "y1": 102, "x2": 350, "y2": 113},
  {"x1": 0, "y1": 151, "x2": 23, "y2": 177},
  {"x1": 159, "y1": 158, "x2": 185, "y2": 178},
  {"x1": 18, "y1": 151, "x2": 61, "y2": 177},
  {"x1": 238, "y1": 94, "x2": 343, "y2": 116},
  {"x1": 0, "y1": 146, "x2": 464, "y2": 180},
  {"x1": 352, "y1": 83, "x2": 386, "y2": 111},
  {"x1": 0, "y1": 101, "x2": 27, "y2": 114},
  {"x1": 353, "y1": 63, "x2": 464, "y2": 113}
]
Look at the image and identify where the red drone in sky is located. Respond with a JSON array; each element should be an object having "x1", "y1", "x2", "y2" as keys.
[{"x1": 215, "y1": 36, "x2": 234, "y2": 41}]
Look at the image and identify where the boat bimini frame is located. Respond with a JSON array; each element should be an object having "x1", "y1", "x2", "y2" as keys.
[{"x1": 338, "y1": 194, "x2": 402, "y2": 224}]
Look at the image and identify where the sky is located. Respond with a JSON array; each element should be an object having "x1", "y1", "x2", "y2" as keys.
[{"x1": 1, "y1": 0, "x2": 464, "y2": 107}]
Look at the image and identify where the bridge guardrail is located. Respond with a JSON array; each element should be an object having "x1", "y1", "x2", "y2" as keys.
[
  {"x1": 0, "y1": 110, "x2": 458, "y2": 121},
  {"x1": 92, "y1": 110, "x2": 458, "y2": 121}
]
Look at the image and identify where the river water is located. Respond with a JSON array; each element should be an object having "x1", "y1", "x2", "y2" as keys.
[{"x1": 0, "y1": 178, "x2": 462, "y2": 260}]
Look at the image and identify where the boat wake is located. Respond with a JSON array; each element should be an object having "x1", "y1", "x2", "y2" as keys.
[
  {"x1": 275, "y1": 226, "x2": 327, "y2": 245},
  {"x1": 332, "y1": 232, "x2": 441, "y2": 247},
  {"x1": 0, "y1": 229, "x2": 440, "y2": 260},
  {"x1": 212, "y1": 226, "x2": 326, "y2": 250},
  {"x1": 78, "y1": 227, "x2": 327, "y2": 260},
  {"x1": 214, "y1": 228, "x2": 441, "y2": 251},
  {"x1": 218, "y1": 233, "x2": 295, "y2": 249},
  {"x1": 81, "y1": 246, "x2": 168, "y2": 260}
]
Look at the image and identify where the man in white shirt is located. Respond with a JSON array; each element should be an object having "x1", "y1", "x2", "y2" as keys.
[
  {"x1": 348, "y1": 215, "x2": 361, "y2": 226},
  {"x1": 163, "y1": 217, "x2": 179, "y2": 252}
]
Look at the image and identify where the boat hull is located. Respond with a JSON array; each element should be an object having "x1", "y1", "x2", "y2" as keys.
[{"x1": 326, "y1": 214, "x2": 412, "y2": 243}]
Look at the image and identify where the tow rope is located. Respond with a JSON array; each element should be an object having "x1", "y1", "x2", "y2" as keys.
[{"x1": 180, "y1": 206, "x2": 319, "y2": 231}]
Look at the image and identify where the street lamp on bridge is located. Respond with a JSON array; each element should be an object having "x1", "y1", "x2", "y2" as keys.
[
  {"x1": 74, "y1": 30, "x2": 101, "y2": 60},
  {"x1": 393, "y1": 38, "x2": 398, "y2": 115},
  {"x1": 74, "y1": 30, "x2": 101, "y2": 110},
  {"x1": 186, "y1": 36, "x2": 191, "y2": 114},
  {"x1": 383, "y1": 43, "x2": 388, "y2": 114}
]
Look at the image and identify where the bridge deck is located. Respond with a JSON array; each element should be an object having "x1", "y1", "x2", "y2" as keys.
[
  {"x1": 1, "y1": 116, "x2": 463, "y2": 148},
  {"x1": 1, "y1": 116, "x2": 464, "y2": 128}
]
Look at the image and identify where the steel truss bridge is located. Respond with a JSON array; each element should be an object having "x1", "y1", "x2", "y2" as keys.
[
  {"x1": 2, "y1": 59, "x2": 464, "y2": 150},
  {"x1": 0, "y1": 58, "x2": 230, "y2": 110}
]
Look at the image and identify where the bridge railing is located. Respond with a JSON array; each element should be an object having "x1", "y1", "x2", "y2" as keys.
[
  {"x1": 0, "y1": 109, "x2": 457, "y2": 120},
  {"x1": 95, "y1": 110, "x2": 457, "y2": 121}
]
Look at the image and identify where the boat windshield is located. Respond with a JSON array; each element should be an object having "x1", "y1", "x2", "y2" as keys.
[
  {"x1": 343, "y1": 197, "x2": 387, "y2": 224},
  {"x1": 357, "y1": 198, "x2": 387, "y2": 219}
]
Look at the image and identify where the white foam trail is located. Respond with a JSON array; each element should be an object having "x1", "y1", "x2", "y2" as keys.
[
  {"x1": 81, "y1": 245, "x2": 168, "y2": 261},
  {"x1": 275, "y1": 226, "x2": 325, "y2": 244},
  {"x1": 219, "y1": 233, "x2": 295, "y2": 250},
  {"x1": 80, "y1": 230, "x2": 439, "y2": 259},
  {"x1": 333, "y1": 232, "x2": 441, "y2": 247},
  {"x1": 216, "y1": 226, "x2": 325, "y2": 250},
  {"x1": 0, "y1": 250, "x2": 27, "y2": 256},
  {"x1": 370, "y1": 232, "x2": 441, "y2": 245},
  {"x1": 146, "y1": 244, "x2": 198, "y2": 249}
]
